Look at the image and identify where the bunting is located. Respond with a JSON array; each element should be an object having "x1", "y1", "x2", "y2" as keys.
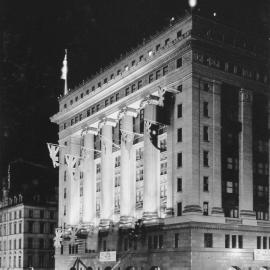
[
  {"x1": 65, "y1": 154, "x2": 80, "y2": 181},
  {"x1": 47, "y1": 143, "x2": 60, "y2": 168}
]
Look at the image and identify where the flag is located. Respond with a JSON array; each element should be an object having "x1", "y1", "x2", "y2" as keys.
[
  {"x1": 47, "y1": 143, "x2": 60, "y2": 168},
  {"x1": 61, "y1": 50, "x2": 67, "y2": 80},
  {"x1": 61, "y1": 49, "x2": 68, "y2": 95},
  {"x1": 145, "y1": 120, "x2": 162, "y2": 151}
]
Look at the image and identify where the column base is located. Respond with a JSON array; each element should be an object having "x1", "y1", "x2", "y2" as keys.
[
  {"x1": 142, "y1": 211, "x2": 161, "y2": 224},
  {"x1": 211, "y1": 207, "x2": 224, "y2": 216},
  {"x1": 99, "y1": 219, "x2": 112, "y2": 231},
  {"x1": 183, "y1": 205, "x2": 202, "y2": 215},
  {"x1": 240, "y1": 210, "x2": 257, "y2": 226},
  {"x1": 165, "y1": 207, "x2": 174, "y2": 217},
  {"x1": 119, "y1": 216, "x2": 135, "y2": 229}
]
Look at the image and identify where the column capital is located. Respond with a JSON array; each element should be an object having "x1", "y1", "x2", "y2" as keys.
[
  {"x1": 118, "y1": 106, "x2": 138, "y2": 120},
  {"x1": 140, "y1": 95, "x2": 159, "y2": 109},
  {"x1": 81, "y1": 126, "x2": 98, "y2": 136},
  {"x1": 98, "y1": 117, "x2": 118, "y2": 130},
  {"x1": 239, "y1": 88, "x2": 253, "y2": 103}
]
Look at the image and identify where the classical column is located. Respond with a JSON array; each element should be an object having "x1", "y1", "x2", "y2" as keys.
[
  {"x1": 211, "y1": 81, "x2": 224, "y2": 216},
  {"x1": 82, "y1": 132, "x2": 96, "y2": 224},
  {"x1": 142, "y1": 103, "x2": 160, "y2": 223},
  {"x1": 68, "y1": 136, "x2": 81, "y2": 226},
  {"x1": 119, "y1": 108, "x2": 138, "y2": 228},
  {"x1": 100, "y1": 119, "x2": 117, "y2": 229},
  {"x1": 239, "y1": 88, "x2": 256, "y2": 220}
]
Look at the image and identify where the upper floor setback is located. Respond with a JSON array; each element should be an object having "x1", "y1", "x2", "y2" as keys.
[{"x1": 55, "y1": 14, "x2": 268, "y2": 114}]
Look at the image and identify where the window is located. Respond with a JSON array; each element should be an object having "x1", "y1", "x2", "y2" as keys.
[
  {"x1": 177, "y1": 30, "x2": 182, "y2": 38},
  {"x1": 175, "y1": 233, "x2": 179, "y2": 248},
  {"x1": 165, "y1": 38, "x2": 170, "y2": 46},
  {"x1": 39, "y1": 238, "x2": 44, "y2": 249},
  {"x1": 203, "y1": 126, "x2": 209, "y2": 141},
  {"x1": 177, "y1": 85, "x2": 182, "y2": 92},
  {"x1": 163, "y1": 65, "x2": 168, "y2": 75},
  {"x1": 138, "y1": 80, "x2": 142, "y2": 89},
  {"x1": 176, "y1": 58, "x2": 182, "y2": 68},
  {"x1": 225, "y1": 234, "x2": 230, "y2": 248},
  {"x1": 203, "y1": 176, "x2": 209, "y2": 192},
  {"x1": 204, "y1": 233, "x2": 213, "y2": 248},
  {"x1": 177, "y1": 202, "x2": 182, "y2": 216},
  {"x1": 64, "y1": 170, "x2": 67, "y2": 181},
  {"x1": 40, "y1": 222, "x2": 45, "y2": 233},
  {"x1": 153, "y1": 235, "x2": 158, "y2": 249},
  {"x1": 203, "y1": 82, "x2": 211, "y2": 92},
  {"x1": 14, "y1": 223, "x2": 16, "y2": 234},
  {"x1": 149, "y1": 74, "x2": 154, "y2": 83},
  {"x1": 257, "y1": 236, "x2": 261, "y2": 249},
  {"x1": 263, "y1": 236, "x2": 267, "y2": 249},
  {"x1": 131, "y1": 60, "x2": 136, "y2": 66},
  {"x1": 156, "y1": 70, "x2": 161, "y2": 79},
  {"x1": 14, "y1": 239, "x2": 16, "y2": 249},
  {"x1": 139, "y1": 55, "x2": 144, "y2": 62},
  {"x1": 125, "y1": 87, "x2": 129, "y2": 96},
  {"x1": 203, "y1": 202, "x2": 209, "y2": 216},
  {"x1": 177, "y1": 128, "x2": 182, "y2": 142},
  {"x1": 64, "y1": 188, "x2": 66, "y2": 199},
  {"x1": 177, "y1": 104, "x2": 182, "y2": 118},
  {"x1": 28, "y1": 222, "x2": 33, "y2": 233},
  {"x1": 203, "y1": 151, "x2": 209, "y2": 167},
  {"x1": 50, "y1": 211, "x2": 54, "y2": 219},
  {"x1": 232, "y1": 235, "x2": 237, "y2": 248},
  {"x1": 203, "y1": 102, "x2": 209, "y2": 117},
  {"x1": 97, "y1": 82, "x2": 101, "y2": 88},
  {"x1": 105, "y1": 99, "x2": 109, "y2": 107},
  {"x1": 156, "y1": 44, "x2": 160, "y2": 51},
  {"x1": 29, "y1": 210, "x2": 33, "y2": 218},
  {"x1": 177, "y1": 178, "x2": 182, "y2": 192},
  {"x1": 116, "y1": 93, "x2": 119, "y2": 101},
  {"x1": 148, "y1": 236, "x2": 152, "y2": 249},
  {"x1": 28, "y1": 238, "x2": 33, "y2": 249},
  {"x1": 177, "y1": 153, "x2": 182, "y2": 167},
  {"x1": 104, "y1": 78, "x2": 108, "y2": 84},
  {"x1": 19, "y1": 223, "x2": 22, "y2": 233},
  {"x1": 96, "y1": 104, "x2": 100, "y2": 111},
  {"x1": 19, "y1": 239, "x2": 21, "y2": 249},
  {"x1": 238, "y1": 235, "x2": 243, "y2": 249}
]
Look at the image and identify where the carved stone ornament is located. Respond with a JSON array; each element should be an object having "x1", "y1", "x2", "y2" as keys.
[
  {"x1": 121, "y1": 130, "x2": 134, "y2": 151},
  {"x1": 158, "y1": 87, "x2": 167, "y2": 107},
  {"x1": 140, "y1": 95, "x2": 159, "y2": 109}
]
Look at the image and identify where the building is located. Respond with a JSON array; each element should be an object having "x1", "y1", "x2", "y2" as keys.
[
  {"x1": 50, "y1": 13, "x2": 270, "y2": 270},
  {"x1": 0, "y1": 160, "x2": 58, "y2": 269}
]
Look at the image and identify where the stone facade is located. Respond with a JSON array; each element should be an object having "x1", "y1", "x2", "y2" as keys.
[{"x1": 51, "y1": 14, "x2": 270, "y2": 270}]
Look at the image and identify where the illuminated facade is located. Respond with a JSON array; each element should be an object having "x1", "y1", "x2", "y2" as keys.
[{"x1": 51, "y1": 14, "x2": 270, "y2": 270}]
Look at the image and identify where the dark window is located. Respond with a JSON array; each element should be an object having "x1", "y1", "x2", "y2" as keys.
[
  {"x1": 177, "y1": 128, "x2": 182, "y2": 142},
  {"x1": 125, "y1": 88, "x2": 130, "y2": 96},
  {"x1": 225, "y1": 234, "x2": 230, "y2": 248},
  {"x1": 176, "y1": 58, "x2": 182, "y2": 68},
  {"x1": 104, "y1": 78, "x2": 108, "y2": 84},
  {"x1": 91, "y1": 107, "x2": 95, "y2": 114},
  {"x1": 203, "y1": 82, "x2": 210, "y2": 92},
  {"x1": 105, "y1": 99, "x2": 109, "y2": 107},
  {"x1": 110, "y1": 96, "x2": 114, "y2": 104},
  {"x1": 87, "y1": 109, "x2": 90, "y2": 117},
  {"x1": 156, "y1": 70, "x2": 161, "y2": 79},
  {"x1": 148, "y1": 236, "x2": 152, "y2": 249},
  {"x1": 50, "y1": 211, "x2": 54, "y2": 219},
  {"x1": 149, "y1": 74, "x2": 154, "y2": 83},
  {"x1": 86, "y1": 89, "x2": 89, "y2": 95},
  {"x1": 28, "y1": 238, "x2": 33, "y2": 249},
  {"x1": 39, "y1": 239, "x2": 44, "y2": 249},
  {"x1": 177, "y1": 178, "x2": 182, "y2": 192},
  {"x1": 156, "y1": 44, "x2": 160, "y2": 51},
  {"x1": 203, "y1": 202, "x2": 209, "y2": 216},
  {"x1": 163, "y1": 65, "x2": 169, "y2": 75},
  {"x1": 203, "y1": 126, "x2": 209, "y2": 141},
  {"x1": 138, "y1": 80, "x2": 143, "y2": 89},
  {"x1": 158, "y1": 235, "x2": 163, "y2": 249},
  {"x1": 40, "y1": 222, "x2": 44, "y2": 233},
  {"x1": 92, "y1": 86, "x2": 95, "y2": 91},
  {"x1": 29, "y1": 210, "x2": 33, "y2": 218},
  {"x1": 139, "y1": 55, "x2": 144, "y2": 61},
  {"x1": 232, "y1": 235, "x2": 237, "y2": 248},
  {"x1": 131, "y1": 84, "x2": 136, "y2": 92},
  {"x1": 203, "y1": 151, "x2": 209, "y2": 167},
  {"x1": 175, "y1": 233, "x2": 179, "y2": 248},
  {"x1": 96, "y1": 104, "x2": 100, "y2": 111},
  {"x1": 263, "y1": 236, "x2": 267, "y2": 249},
  {"x1": 153, "y1": 235, "x2": 158, "y2": 249},
  {"x1": 28, "y1": 222, "x2": 33, "y2": 233},
  {"x1": 177, "y1": 104, "x2": 182, "y2": 118},
  {"x1": 116, "y1": 93, "x2": 119, "y2": 101},
  {"x1": 257, "y1": 236, "x2": 261, "y2": 249},
  {"x1": 103, "y1": 240, "x2": 107, "y2": 251},
  {"x1": 117, "y1": 69, "x2": 121, "y2": 75},
  {"x1": 177, "y1": 202, "x2": 182, "y2": 216},
  {"x1": 203, "y1": 102, "x2": 209, "y2": 117},
  {"x1": 177, "y1": 153, "x2": 182, "y2": 167},
  {"x1": 110, "y1": 74, "x2": 114, "y2": 79},
  {"x1": 61, "y1": 245, "x2": 63, "y2": 254},
  {"x1": 203, "y1": 176, "x2": 209, "y2": 192},
  {"x1": 177, "y1": 30, "x2": 182, "y2": 38},
  {"x1": 131, "y1": 60, "x2": 136, "y2": 66},
  {"x1": 98, "y1": 82, "x2": 101, "y2": 88},
  {"x1": 204, "y1": 233, "x2": 213, "y2": 248},
  {"x1": 165, "y1": 38, "x2": 170, "y2": 46},
  {"x1": 238, "y1": 235, "x2": 243, "y2": 249},
  {"x1": 177, "y1": 85, "x2": 183, "y2": 92}
]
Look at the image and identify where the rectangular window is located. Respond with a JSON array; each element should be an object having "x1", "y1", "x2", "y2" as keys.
[
  {"x1": 238, "y1": 235, "x2": 243, "y2": 249},
  {"x1": 263, "y1": 236, "x2": 267, "y2": 249},
  {"x1": 177, "y1": 202, "x2": 182, "y2": 216},
  {"x1": 177, "y1": 153, "x2": 182, "y2": 167},
  {"x1": 156, "y1": 70, "x2": 161, "y2": 79},
  {"x1": 225, "y1": 234, "x2": 230, "y2": 248},
  {"x1": 204, "y1": 233, "x2": 213, "y2": 248},
  {"x1": 203, "y1": 126, "x2": 209, "y2": 141},
  {"x1": 203, "y1": 151, "x2": 209, "y2": 167},
  {"x1": 177, "y1": 30, "x2": 182, "y2": 38},
  {"x1": 203, "y1": 102, "x2": 209, "y2": 117},
  {"x1": 105, "y1": 99, "x2": 109, "y2": 107},
  {"x1": 177, "y1": 128, "x2": 182, "y2": 142},
  {"x1": 203, "y1": 202, "x2": 209, "y2": 216},
  {"x1": 125, "y1": 87, "x2": 129, "y2": 96},
  {"x1": 165, "y1": 38, "x2": 170, "y2": 46},
  {"x1": 163, "y1": 65, "x2": 169, "y2": 75},
  {"x1": 175, "y1": 233, "x2": 179, "y2": 248},
  {"x1": 203, "y1": 176, "x2": 209, "y2": 192},
  {"x1": 148, "y1": 236, "x2": 152, "y2": 249},
  {"x1": 116, "y1": 93, "x2": 119, "y2": 101},
  {"x1": 149, "y1": 74, "x2": 154, "y2": 83},
  {"x1": 176, "y1": 58, "x2": 182, "y2": 68},
  {"x1": 177, "y1": 104, "x2": 182, "y2": 118},
  {"x1": 232, "y1": 235, "x2": 237, "y2": 248},
  {"x1": 177, "y1": 85, "x2": 183, "y2": 92},
  {"x1": 131, "y1": 84, "x2": 136, "y2": 92},
  {"x1": 158, "y1": 235, "x2": 163, "y2": 249},
  {"x1": 138, "y1": 80, "x2": 142, "y2": 89},
  {"x1": 28, "y1": 238, "x2": 33, "y2": 249},
  {"x1": 153, "y1": 235, "x2": 158, "y2": 249},
  {"x1": 177, "y1": 178, "x2": 182, "y2": 192}
]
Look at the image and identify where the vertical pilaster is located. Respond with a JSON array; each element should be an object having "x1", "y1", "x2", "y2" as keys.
[
  {"x1": 82, "y1": 133, "x2": 96, "y2": 224},
  {"x1": 100, "y1": 120, "x2": 115, "y2": 229},
  {"x1": 183, "y1": 76, "x2": 202, "y2": 214},
  {"x1": 211, "y1": 81, "x2": 224, "y2": 216},
  {"x1": 268, "y1": 98, "x2": 270, "y2": 220},
  {"x1": 68, "y1": 136, "x2": 81, "y2": 226},
  {"x1": 143, "y1": 104, "x2": 160, "y2": 222},
  {"x1": 239, "y1": 88, "x2": 256, "y2": 221},
  {"x1": 119, "y1": 109, "x2": 137, "y2": 228}
]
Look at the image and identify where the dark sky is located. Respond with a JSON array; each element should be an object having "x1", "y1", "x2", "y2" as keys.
[{"x1": 0, "y1": 0, "x2": 269, "y2": 178}]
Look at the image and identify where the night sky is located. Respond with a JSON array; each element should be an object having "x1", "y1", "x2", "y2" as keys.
[{"x1": 0, "y1": 0, "x2": 269, "y2": 179}]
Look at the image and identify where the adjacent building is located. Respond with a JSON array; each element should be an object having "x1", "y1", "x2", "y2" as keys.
[{"x1": 50, "y1": 14, "x2": 270, "y2": 270}]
